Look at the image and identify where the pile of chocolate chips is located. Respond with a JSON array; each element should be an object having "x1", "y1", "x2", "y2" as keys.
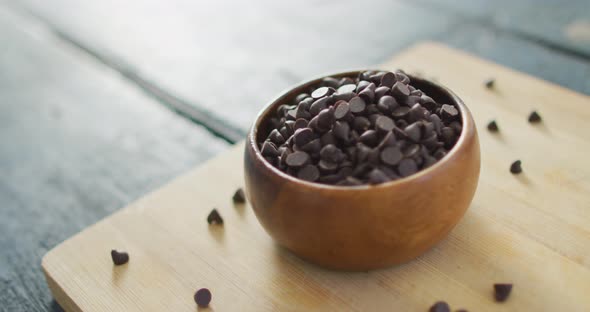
[{"x1": 259, "y1": 70, "x2": 462, "y2": 186}]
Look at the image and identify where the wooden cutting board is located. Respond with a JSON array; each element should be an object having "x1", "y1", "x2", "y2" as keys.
[{"x1": 43, "y1": 42, "x2": 590, "y2": 311}]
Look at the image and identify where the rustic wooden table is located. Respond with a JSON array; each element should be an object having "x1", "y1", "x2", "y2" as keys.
[{"x1": 0, "y1": 0, "x2": 589, "y2": 311}]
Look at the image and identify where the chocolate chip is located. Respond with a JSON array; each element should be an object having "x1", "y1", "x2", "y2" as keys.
[
  {"x1": 378, "y1": 131, "x2": 397, "y2": 148},
  {"x1": 349, "y1": 96, "x2": 366, "y2": 114},
  {"x1": 294, "y1": 118, "x2": 309, "y2": 131},
  {"x1": 494, "y1": 283, "x2": 513, "y2": 302},
  {"x1": 408, "y1": 103, "x2": 426, "y2": 122},
  {"x1": 194, "y1": 288, "x2": 212, "y2": 307},
  {"x1": 261, "y1": 141, "x2": 280, "y2": 157},
  {"x1": 375, "y1": 116, "x2": 395, "y2": 132},
  {"x1": 395, "y1": 71, "x2": 410, "y2": 84},
  {"x1": 295, "y1": 105, "x2": 311, "y2": 120},
  {"x1": 111, "y1": 250, "x2": 129, "y2": 265},
  {"x1": 336, "y1": 176, "x2": 363, "y2": 186},
  {"x1": 528, "y1": 111, "x2": 542, "y2": 123},
  {"x1": 294, "y1": 93, "x2": 310, "y2": 104},
  {"x1": 353, "y1": 116, "x2": 371, "y2": 132},
  {"x1": 309, "y1": 97, "x2": 330, "y2": 116},
  {"x1": 398, "y1": 158, "x2": 418, "y2": 177},
  {"x1": 207, "y1": 209, "x2": 223, "y2": 225},
  {"x1": 317, "y1": 108, "x2": 335, "y2": 130},
  {"x1": 433, "y1": 148, "x2": 447, "y2": 160},
  {"x1": 321, "y1": 130, "x2": 337, "y2": 146},
  {"x1": 334, "y1": 101, "x2": 350, "y2": 120},
  {"x1": 487, "y1": 120, "x2": 499, "y2": 132},
  {"x1": 332, "y1": 91, "x2": 355, "y2": 102},
  {"x1": 268, "y1": 129, "x2": 285, "y2": 145},
  {"x1": 358, "y1": 85, "x2": 375, "y2": 103},
  {"x1": 392, "y1": 106, "x2": 410, "y2": 119},
  {"x1": 420, "y1": 95, "x2": 437, "y2": 111},
  {"x1": 450, "y1": 121, "x2": 462, "y2": 135},
  {"x1": 337, "y1": 84, "x2": 356, "y2": 94},
  {"x1": 368, "y1": 168, "x2": 390, "y2": 184},
  {"x1": 403, "y1": 144, "x2": 421, "y2": 159},
  {"x1": 356, "y1": 80, "x2": 370, "y2": 92},
  {"x1": 232, "y1": 188, "x2": 246, "y2": 204},
  {"x1": 311, "y1": 86, "x2": 331, "y2": 99},
  {"x1": 339, "y1": 77, "x2": 355, "y2": 86},
  {"x1": 375, "y1": 86, "x2": 391, "y2": 100},
  {"x1": 298, "y1": 165, "x2": 320, "y2": 182},
  {"x1": 429, "y1": 114, "x2": 443, "y2": 135},
  {"x1": 380, "y1": 72, "x2": 396, "y2": 88},
  {"x1": 359, "y1": 130, "x2": 378, "y2": 147},
  {"x1": 377, "y1": 95, "x2": 398, "y2": 114},
  {"x1": 285, "y1": 151, "x2": 310, "y2": 168},
  {"x1": 510, "y1": 160, "x2": 522, "y2": 174},
  {"x1": 302, "y1": 138, "x2": 321, "y2": 154},
  {"x1": 429, "y1": 301, "x2": 450, "y2": 312},
  {"x1": 391, "y1": 82, "x2": 410, "y2": 101},
  {"x1": 321, "y1": 77, "x2": 340, "y2": 88},
  {"x1": 441, "y1": 127, "x2": 456, "y2": 147},
  {"x1": 441, "y1": 104, "x2": 459, "y2": 120},
  {"x1": 318, "y1": 159, "x2": 339, "y2": 172},
  {"x1": 293, "y1": 128, "x2": 314, "y2": 147},
  {"x1": 484, "y1": 78, "x2": 495, "y2": 89},
  {"x1": 404, "y1": 122, "x2": 422, "y2": 142},
  {"x1": 333, "y1": 121, "x2": 350, "y2": 141},
  {"x1": 380, "y1": 146, "x2": 403, "y2": 166},
  {"x1": 320, "y1": 144, "x2": 342, "y2": 163},
  {"x1": 366, "y1": 104, "x2": 379, "y2": 115}
]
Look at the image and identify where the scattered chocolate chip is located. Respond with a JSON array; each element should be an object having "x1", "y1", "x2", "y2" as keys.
[
  {"x1": 510, "y1": 160, "x2": 522, "y2": 174},
  {"x1": 111, "y1": 250, "x2": 129, "y2": 265},
  {"x1": 528, "y1": 111, "x2": 542, "y2": 123},
  {"x1": 232, "y1": 188, "x2": 246, "y2": 204},
  {"x1": 194, "y1": 288, "x2": 212, "y2": 307},
  {"x1": 207, "y1": 209, "x2": 223, "y2": 225},
  {"x1": 494, "y1": 283, "x2": 513, "y2": 302},
  {"x1": 429, "y1": 301, "x2": 450, "y2": 312},
  {"x1": 484, "y1": 78, "x2": 495, "y2": 89},
  {"x1": 487, "y1": 120, "x2": 499, "y2": 132}
]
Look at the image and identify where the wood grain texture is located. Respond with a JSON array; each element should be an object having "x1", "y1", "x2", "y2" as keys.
[
  {"x1": 43, "y1": 43, "x2": 590, "y2": 311},
  {"x1": 0, "y1": 6, "x2": 227, "y2": 312}
]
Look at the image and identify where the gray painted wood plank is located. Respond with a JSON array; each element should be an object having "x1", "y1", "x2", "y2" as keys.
[
  {"x1": 14, "y1": 0, "x2": 590, "y2": 134},
  {"x1": 0, "y1": 6, "x2": 227, "y2": 311},
  {"x1": 437, "y1": 23, "x2": 590, "y2": 94},
  {"x1": 13, "y1": 0, "x2": 456, "y2": 131},
  {"x1": 415, "y1": 0, "x2": 590, "y2": 58}
]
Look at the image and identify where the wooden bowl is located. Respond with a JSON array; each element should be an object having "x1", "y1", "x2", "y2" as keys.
[{"x1": 244, "y1": 70, "x2": 480, "y2": 271}]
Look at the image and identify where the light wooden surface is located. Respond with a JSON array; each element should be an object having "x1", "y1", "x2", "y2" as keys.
[{"x1": 42, "y1": 42, "x2": 590, "y2": 311}]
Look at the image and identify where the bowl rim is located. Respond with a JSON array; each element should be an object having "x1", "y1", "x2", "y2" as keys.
[{"x1": 248, "y1": 69, "x2": 474, "y2": 190}]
